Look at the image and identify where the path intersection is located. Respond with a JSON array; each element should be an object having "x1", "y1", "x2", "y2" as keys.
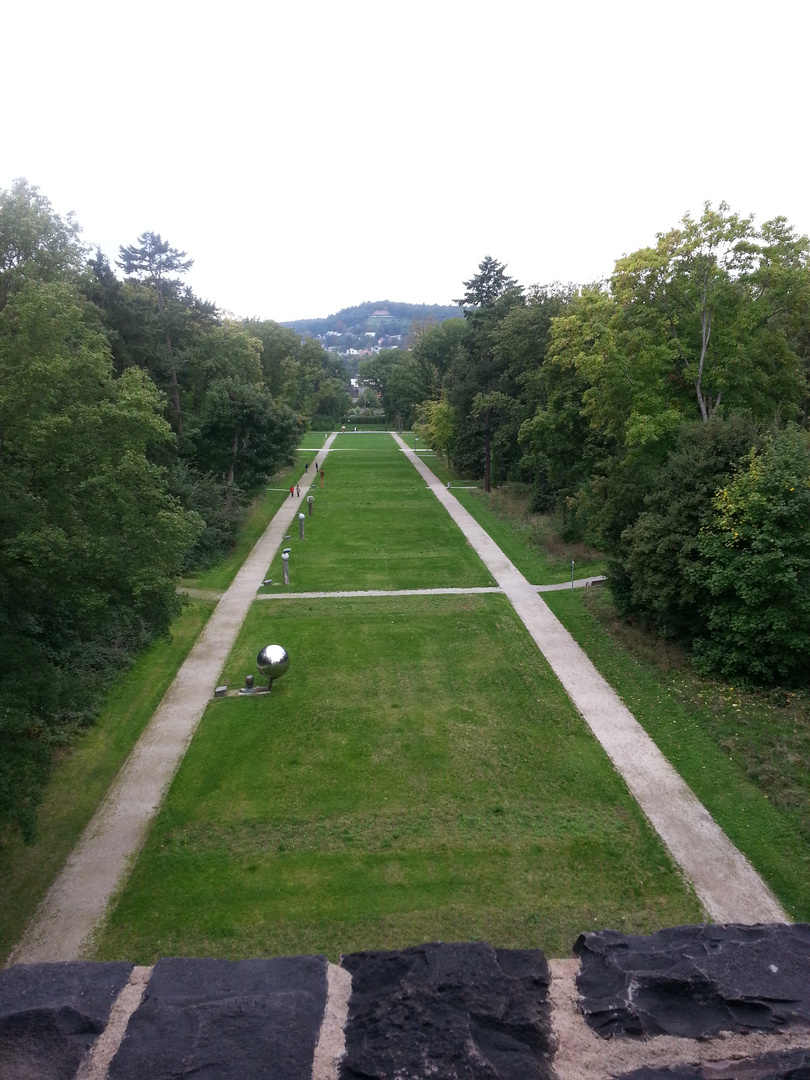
[{"x1": 10, "y1": 432, "x2": 784, "y2": 965}]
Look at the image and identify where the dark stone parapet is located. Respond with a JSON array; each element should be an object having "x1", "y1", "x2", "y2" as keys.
[
  {"x1": 108, "y1": 955, "x2": 328, "y2": 1080},
  {"x1": 340, "y1": 941, "x2": 555, "y2": 1079},
  {"x1": 0, "y1": 960, "x2": 133, "y2": 1080},
  {"x1": 574, "y1": 923, "x2": 810, "y2": 1039},
  {"x1": 2, "y1": 929, "x2": 810, "y2": 1078}
]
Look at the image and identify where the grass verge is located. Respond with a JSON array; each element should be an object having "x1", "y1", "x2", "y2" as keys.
[
  {"x1": 544, "y1": 587, "x2": 810, "y2": 921},
  {"x1": 95, "y1": 593, "x2": 701, "y2": 964},
  {"x1": 411, "y1": 450, "x2": 605, "y2": 585},
  {"x1": 0, "y1": 600, "x2": 215, "y2": 963}
]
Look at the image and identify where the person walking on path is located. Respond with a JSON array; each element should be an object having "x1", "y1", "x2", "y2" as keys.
[
  {"x1": 289, "y1": 485, "x2": 295, "y2": 498},
  {"x1": 304, "y1": 462, "x2": 309, "y2": 473},
  {"x1": 296, "y1": 485, "x2": 301, "y2": 498},
  {"x1": 314, "y1": 460, "x2": 319, "y2": 473}
]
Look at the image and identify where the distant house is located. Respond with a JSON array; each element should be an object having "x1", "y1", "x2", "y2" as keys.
[{"x1": 368, "y1": 309, "x2": 394, "y2": 327}]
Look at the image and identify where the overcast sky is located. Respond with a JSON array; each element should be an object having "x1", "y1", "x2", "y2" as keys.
[{"x1": 4, "y1": 0, "x2": 808, "y2": 322}]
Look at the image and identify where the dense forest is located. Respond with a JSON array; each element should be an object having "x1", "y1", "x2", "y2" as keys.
[
  {"x1": 0, "y1": 180, "x2": 350, "y2": 840},
  {"x1": 362, "y1": 207, "x2": 810, "y2": 688}
]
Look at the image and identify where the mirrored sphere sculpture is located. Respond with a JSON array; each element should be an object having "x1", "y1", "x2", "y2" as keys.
[{"x1": 256, "y1": 645, "x2": 290, "y2": 680}]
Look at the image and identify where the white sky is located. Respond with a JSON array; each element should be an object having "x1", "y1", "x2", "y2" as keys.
[{"x1": 4, "y1": 0, "x2": 808, "y2": 322}]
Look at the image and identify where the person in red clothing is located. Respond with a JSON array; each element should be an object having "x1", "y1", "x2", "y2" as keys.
[{"x1": 289, "y1": 485, "x2": 294, "y2": 498}]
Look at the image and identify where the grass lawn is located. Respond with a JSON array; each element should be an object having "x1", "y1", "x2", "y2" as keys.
[
  {"x1": 94, "y1": 593, "x2": 702, "y2": 964},
  {"x1": 407, "y1": 446, "x2": 606, "y2": 586},
  {"x1": 544, "y1": 588, "x2": 810, "y2": 921},
  {"x1": 181, "y1": 433, "x2": 328, "y2": 592},
  {"x1": 259, "y1": 433, "x2": 495, "y2": 592},
  {"x1": 0, "y1": 600, "x2": 215, "y2": 963}
]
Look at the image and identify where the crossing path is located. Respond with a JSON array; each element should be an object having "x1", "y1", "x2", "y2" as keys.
[
  {"x1": 9, "y1": 436, "x2": 338, "y2": 964},
  {"x1": 10, "y1": 430, "x2": 786, "y2": 964},
  {"x1": 393, "y1": 432, "x2": 787, "y2": 924}
]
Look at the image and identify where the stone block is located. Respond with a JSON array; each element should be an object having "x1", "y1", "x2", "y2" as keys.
[
  {"x1": 108, "y1": 955, "x2": 328, "y2": 1080},
  {"x1": 0, "y1": 960, "x2": 132, "y2": 1080},
  {"x1": 575, "y1": 924, "x2": 810, "y2": 1039},
  {"x1": 340, "y1": 941, "x2": 555, "y2": 1079}
]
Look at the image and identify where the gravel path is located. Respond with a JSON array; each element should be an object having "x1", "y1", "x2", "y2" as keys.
[
  {"x1": 393, "y1": 432, "x2": 787, "y2": 924},
  {"x1": 9, "y1": 437, "x2": 337, "y2": 964}
]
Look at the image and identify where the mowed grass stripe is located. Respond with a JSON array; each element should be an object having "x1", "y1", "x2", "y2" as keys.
[
  {"x1": 94, "y1": 594, "x2": 701, "y2": 963},
  {"x1": 260, "y1": 433, "x2": 494, "y2": 592}
]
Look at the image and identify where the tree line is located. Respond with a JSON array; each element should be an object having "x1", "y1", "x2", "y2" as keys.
[
  {"x1": 362, "y1": 207, "x2": 810, "y2": 687},
  {"x1": 0, "y1": 179, "x2": 350, "y2": 840}
]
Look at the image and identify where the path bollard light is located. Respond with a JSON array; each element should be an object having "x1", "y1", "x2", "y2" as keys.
[
  {"x1": 298, "y1": 512, "x2": 305, "y2": 539},
  {"x1": 307, "y1": 495, "x2": 314, "y2": 516},
  {"x1": 282, "y1": 550, "x2": 290, "y2": 585},
  {"x1": 256, "y1": 643, "x2": 290, "y2": 692}
]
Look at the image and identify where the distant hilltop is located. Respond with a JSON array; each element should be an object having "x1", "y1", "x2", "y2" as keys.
[{"x1": 281, "y1": 301, "x2": 461, "y2": 341}]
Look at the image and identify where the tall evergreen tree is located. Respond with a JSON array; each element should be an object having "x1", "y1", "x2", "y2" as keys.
[
  {"x1": 117, "y1": 232, "x2": 194, "y2": 433},
  {"x1": 453, "y1": 257, "x2": 523, "y2": 490}
]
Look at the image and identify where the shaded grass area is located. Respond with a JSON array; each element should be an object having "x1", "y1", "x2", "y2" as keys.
[
  {"x1": 0, "y1": 600, "x2": 215, "y2": 963},
  {"x1": 181, "y1": 433, "x2": 328, "y2": 592},
  {"x1": 260, "y1": 433, "x2": 494, "y2": 591},
  {"x1": 95, "y1": 594, "x2": 701, "y2": 964},
  {"x1": 544, "y1": 588, "x2": 810, "y2": 921},
  {"x1": 413, "y1": 452, "x2": 605, "y2": 585}
]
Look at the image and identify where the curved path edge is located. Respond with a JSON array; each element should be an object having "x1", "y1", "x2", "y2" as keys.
[
  {"x1": 8, "y1": 436, "x2": 337, "y2": 964},
  {"x1": 393, "y1": 433, "x2": 787, "y2": 924}
]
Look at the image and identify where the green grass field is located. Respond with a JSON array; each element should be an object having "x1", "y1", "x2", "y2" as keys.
[
  {"x1": 22, "y1": 427, "x2": 801, "y2": 968},
  {"x1": 95, "y1": 594, "x2": 701, "y2": 963},
  {"x1": 545, "y1": 588, "x2": 810, "y2": 921},
  {"x1": 94, "y1": 434, "x2": 702, "y2": 962},
  {"x1": 260, "y1": 433, "x2": 495, "y2": 592},
  {"x1": 401, "y1": 437, "x2": 606, "y2": 585}
]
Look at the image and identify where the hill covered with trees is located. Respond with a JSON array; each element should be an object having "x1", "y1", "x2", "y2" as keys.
[{"x1": 282, "y1": 301, "x2": 460, "y2": 340}]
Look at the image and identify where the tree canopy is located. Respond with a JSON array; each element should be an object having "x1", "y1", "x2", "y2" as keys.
[{"x1": 0, "y1": 180, "x2": 350, "y2": 842}]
